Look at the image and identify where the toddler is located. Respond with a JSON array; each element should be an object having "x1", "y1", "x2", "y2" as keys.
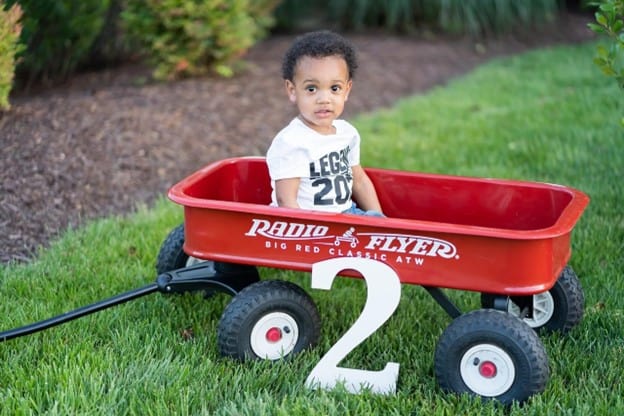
[{"x1": 266, "y1": 30, "x2": 384, "y2": 216}]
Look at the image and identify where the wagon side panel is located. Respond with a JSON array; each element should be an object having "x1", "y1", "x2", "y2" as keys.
[{"x1": 182, "y1": 206, "x2": 570, "y2": 295}]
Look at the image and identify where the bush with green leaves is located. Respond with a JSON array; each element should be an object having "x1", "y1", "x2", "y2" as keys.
[
  {"x1": 588, "y1": 0, "x2": 624, "y2": 89},
  {"x1": 273, "y1": 0, "x2": 561, "y2": 34},
  {"x1": 121, "y1": 0, "x2": 280, "y2": 80},
  {"x1": 0, "y1": 1, "x2": 23, "y2": 110},
  {"x1": 435, "y1": 0, "x2": 560, "y2": 35},
  {"x1": 6, "y1": 0, "x2": 110, "y2": 87},
  {"x1": 86, "y1": 0, "x2": 136, "y2": 68}
]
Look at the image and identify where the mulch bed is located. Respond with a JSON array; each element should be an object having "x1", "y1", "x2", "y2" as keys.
[{"x1": 0, "y1": 12, "x2": 595, "y2": 264}]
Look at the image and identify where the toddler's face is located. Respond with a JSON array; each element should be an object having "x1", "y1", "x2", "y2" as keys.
[{"x1": 285, "y1": 55, "x2": 352, "y2": 135}]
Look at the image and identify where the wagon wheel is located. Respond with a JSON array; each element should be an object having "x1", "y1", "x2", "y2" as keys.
[
  {"x1": 156, "y1": 224, "x2": 260, "y2": 296},
  {"x1": 217, "y1": 280, "x2": 321, "y2": 361},
  {"x1": 434, "y1": 309, "x2": 549, "y2": 405},
  {"x1": 481, "y1": 266, "x2": 584, "y2": 334},
  {"x1": 156, "y1": 224, "x2": 206, "y2": 274}
]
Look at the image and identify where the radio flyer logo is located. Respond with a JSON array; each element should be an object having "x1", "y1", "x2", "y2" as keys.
[{"x1": 245, "y1": 219, "x2": 459, "y2": 266}]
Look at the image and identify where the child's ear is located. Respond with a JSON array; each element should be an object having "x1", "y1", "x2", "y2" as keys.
[
  {"x1": 284, "y1": 80, "x2": 296, "y2": 103},
  {"x1": 344, "y1": 79, "x2": 353, "y2": 101}
]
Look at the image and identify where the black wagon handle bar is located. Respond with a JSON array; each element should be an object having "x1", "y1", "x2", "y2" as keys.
[{"x1": 0, "y1": 283, "x2": 159, "y2": 343}]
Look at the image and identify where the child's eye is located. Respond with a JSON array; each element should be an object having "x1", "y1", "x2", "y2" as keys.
[
  {"x1": 305, "y1": 85, "x2": 317, "y2": 93},
  {"x1": 331, "y1": 85, "x2": 342, "y2": 92}
]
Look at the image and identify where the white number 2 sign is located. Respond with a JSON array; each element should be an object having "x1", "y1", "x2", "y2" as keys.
[{"x1": 305, "y1": 257, "x2": 402, "y2": 395}]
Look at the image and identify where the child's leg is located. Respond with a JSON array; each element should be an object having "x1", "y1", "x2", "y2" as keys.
[{"x1": 343, "y1": 203, "x2": 385, "y2": 217}]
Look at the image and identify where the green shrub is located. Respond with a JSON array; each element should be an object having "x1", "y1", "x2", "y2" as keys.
[
  {"x1": 274, "y1": 0, "x2": 425, "y2": 32},
  {"x1": 0, "y1": 1, "x2": 23, "y2": 110},
  {"x1": 273, "y1": 0, "x2": 319, "y2": 31},
  {"x1": 588, "y1": 0, "x2": 624, "y2": 89},
  {"x1": 327, "y1": 0, "x2": 420, "y2": 31},
  {"x1": 7, "y1": 0, "x2": 110, "y2": 87},
  {"x1": 121, "y1": 0, "x2": 280, "y2": 80},
  {"x1": 86, "y1": 0, "x2": 136, "y2": 68},
  {"x1": 436, "y1": 0, "x2": 560, "y2": 35},
  {"x1": 273, "y1": 0, "x2": 561, "y2": 34}
]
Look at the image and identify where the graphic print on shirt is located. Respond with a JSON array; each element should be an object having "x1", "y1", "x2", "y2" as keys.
[{"x1": 308, "y1": 146, "x2": 353, "y2": 206}]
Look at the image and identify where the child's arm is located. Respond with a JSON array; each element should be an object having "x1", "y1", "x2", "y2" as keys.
[
  {"x1": 274, "y1": 178, "x2": 301, "y2": 209},
  {"x1": 351, "y1": 165, "x2": 384, "y2": 213}
]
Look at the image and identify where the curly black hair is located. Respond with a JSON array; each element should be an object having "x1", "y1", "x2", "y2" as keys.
[{"x1": 281, "y1": 30, "x2": 358, "y2": 81}]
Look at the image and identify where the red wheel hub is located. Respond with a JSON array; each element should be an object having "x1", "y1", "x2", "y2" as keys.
[
  {"x1": 479, "y1": 361, "x2": 497, "y2": 378},
  {"x1": 265, "y1": 327, "x2": 282, "y2": 343}
]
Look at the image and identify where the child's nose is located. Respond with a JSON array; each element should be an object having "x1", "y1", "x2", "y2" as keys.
[{"x1": 316, "y1": 90, "x2": 331, "y2": 103}]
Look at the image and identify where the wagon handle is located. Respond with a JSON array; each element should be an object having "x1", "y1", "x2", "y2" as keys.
[
  {"x1": 0, "y1": 261, "x2": 257, "y2": 343},
  {"x1": 0, "y1": 284, "x2": 158, "y2": 343}
]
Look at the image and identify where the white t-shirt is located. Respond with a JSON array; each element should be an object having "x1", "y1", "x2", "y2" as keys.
[{"x1": 266, "y1": 117, "x2": 360, "y2": 212}]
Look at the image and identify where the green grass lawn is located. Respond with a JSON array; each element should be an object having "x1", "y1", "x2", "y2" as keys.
[{"x1": 0, "y1": 41, "x2": 622, "y2": 415}]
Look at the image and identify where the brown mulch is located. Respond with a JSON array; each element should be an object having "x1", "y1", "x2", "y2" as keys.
[{"x1": 0, "y1": 13, "x2": 595, "y2": 264}]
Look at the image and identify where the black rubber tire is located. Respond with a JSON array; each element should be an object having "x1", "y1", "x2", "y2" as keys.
[
  {"x1": 156, "y1": 224, "x2": 260, "y2": 297},
  {"x1": 481, "y1": 265, "x2": 584, "y2": 334},
  {"x1": 217, "y1": 280, "x2": 321, "y2": 361},
  {"x1": 156, "y1": 224, "x2": 194, "y2": 274},
  {"x1": 434, "y1": 309, "x2": 550, "y2": 405}
]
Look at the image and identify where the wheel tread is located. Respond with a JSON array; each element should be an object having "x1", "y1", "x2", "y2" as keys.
[
  {"x1": 480, "y1": 265, "x2": 585, "y2": 334},
  {"x1": 557, "y1": 266, "x2": 584, "y2": 333},
  {"x1": 156, "y1": 224, "x2": 187, "y2": 274},
  {"x1": 217, "y1": 280, "x2": 321, "y2": 360},
  {"x1": 434, "y1": 309, "x2": 549, "y2": 404}
]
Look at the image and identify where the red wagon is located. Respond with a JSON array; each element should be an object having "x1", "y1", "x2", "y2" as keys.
[
  {"x1": 158, "y1": 156, "x2": 589, "y2": 403},
  {"x1": 0, "y1": 156, "x2": 589, "y2": 404}
]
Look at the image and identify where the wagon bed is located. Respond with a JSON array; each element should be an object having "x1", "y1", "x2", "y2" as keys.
[{"x1": 169, "y1": 156, "x2": 589, "y2": 295}]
